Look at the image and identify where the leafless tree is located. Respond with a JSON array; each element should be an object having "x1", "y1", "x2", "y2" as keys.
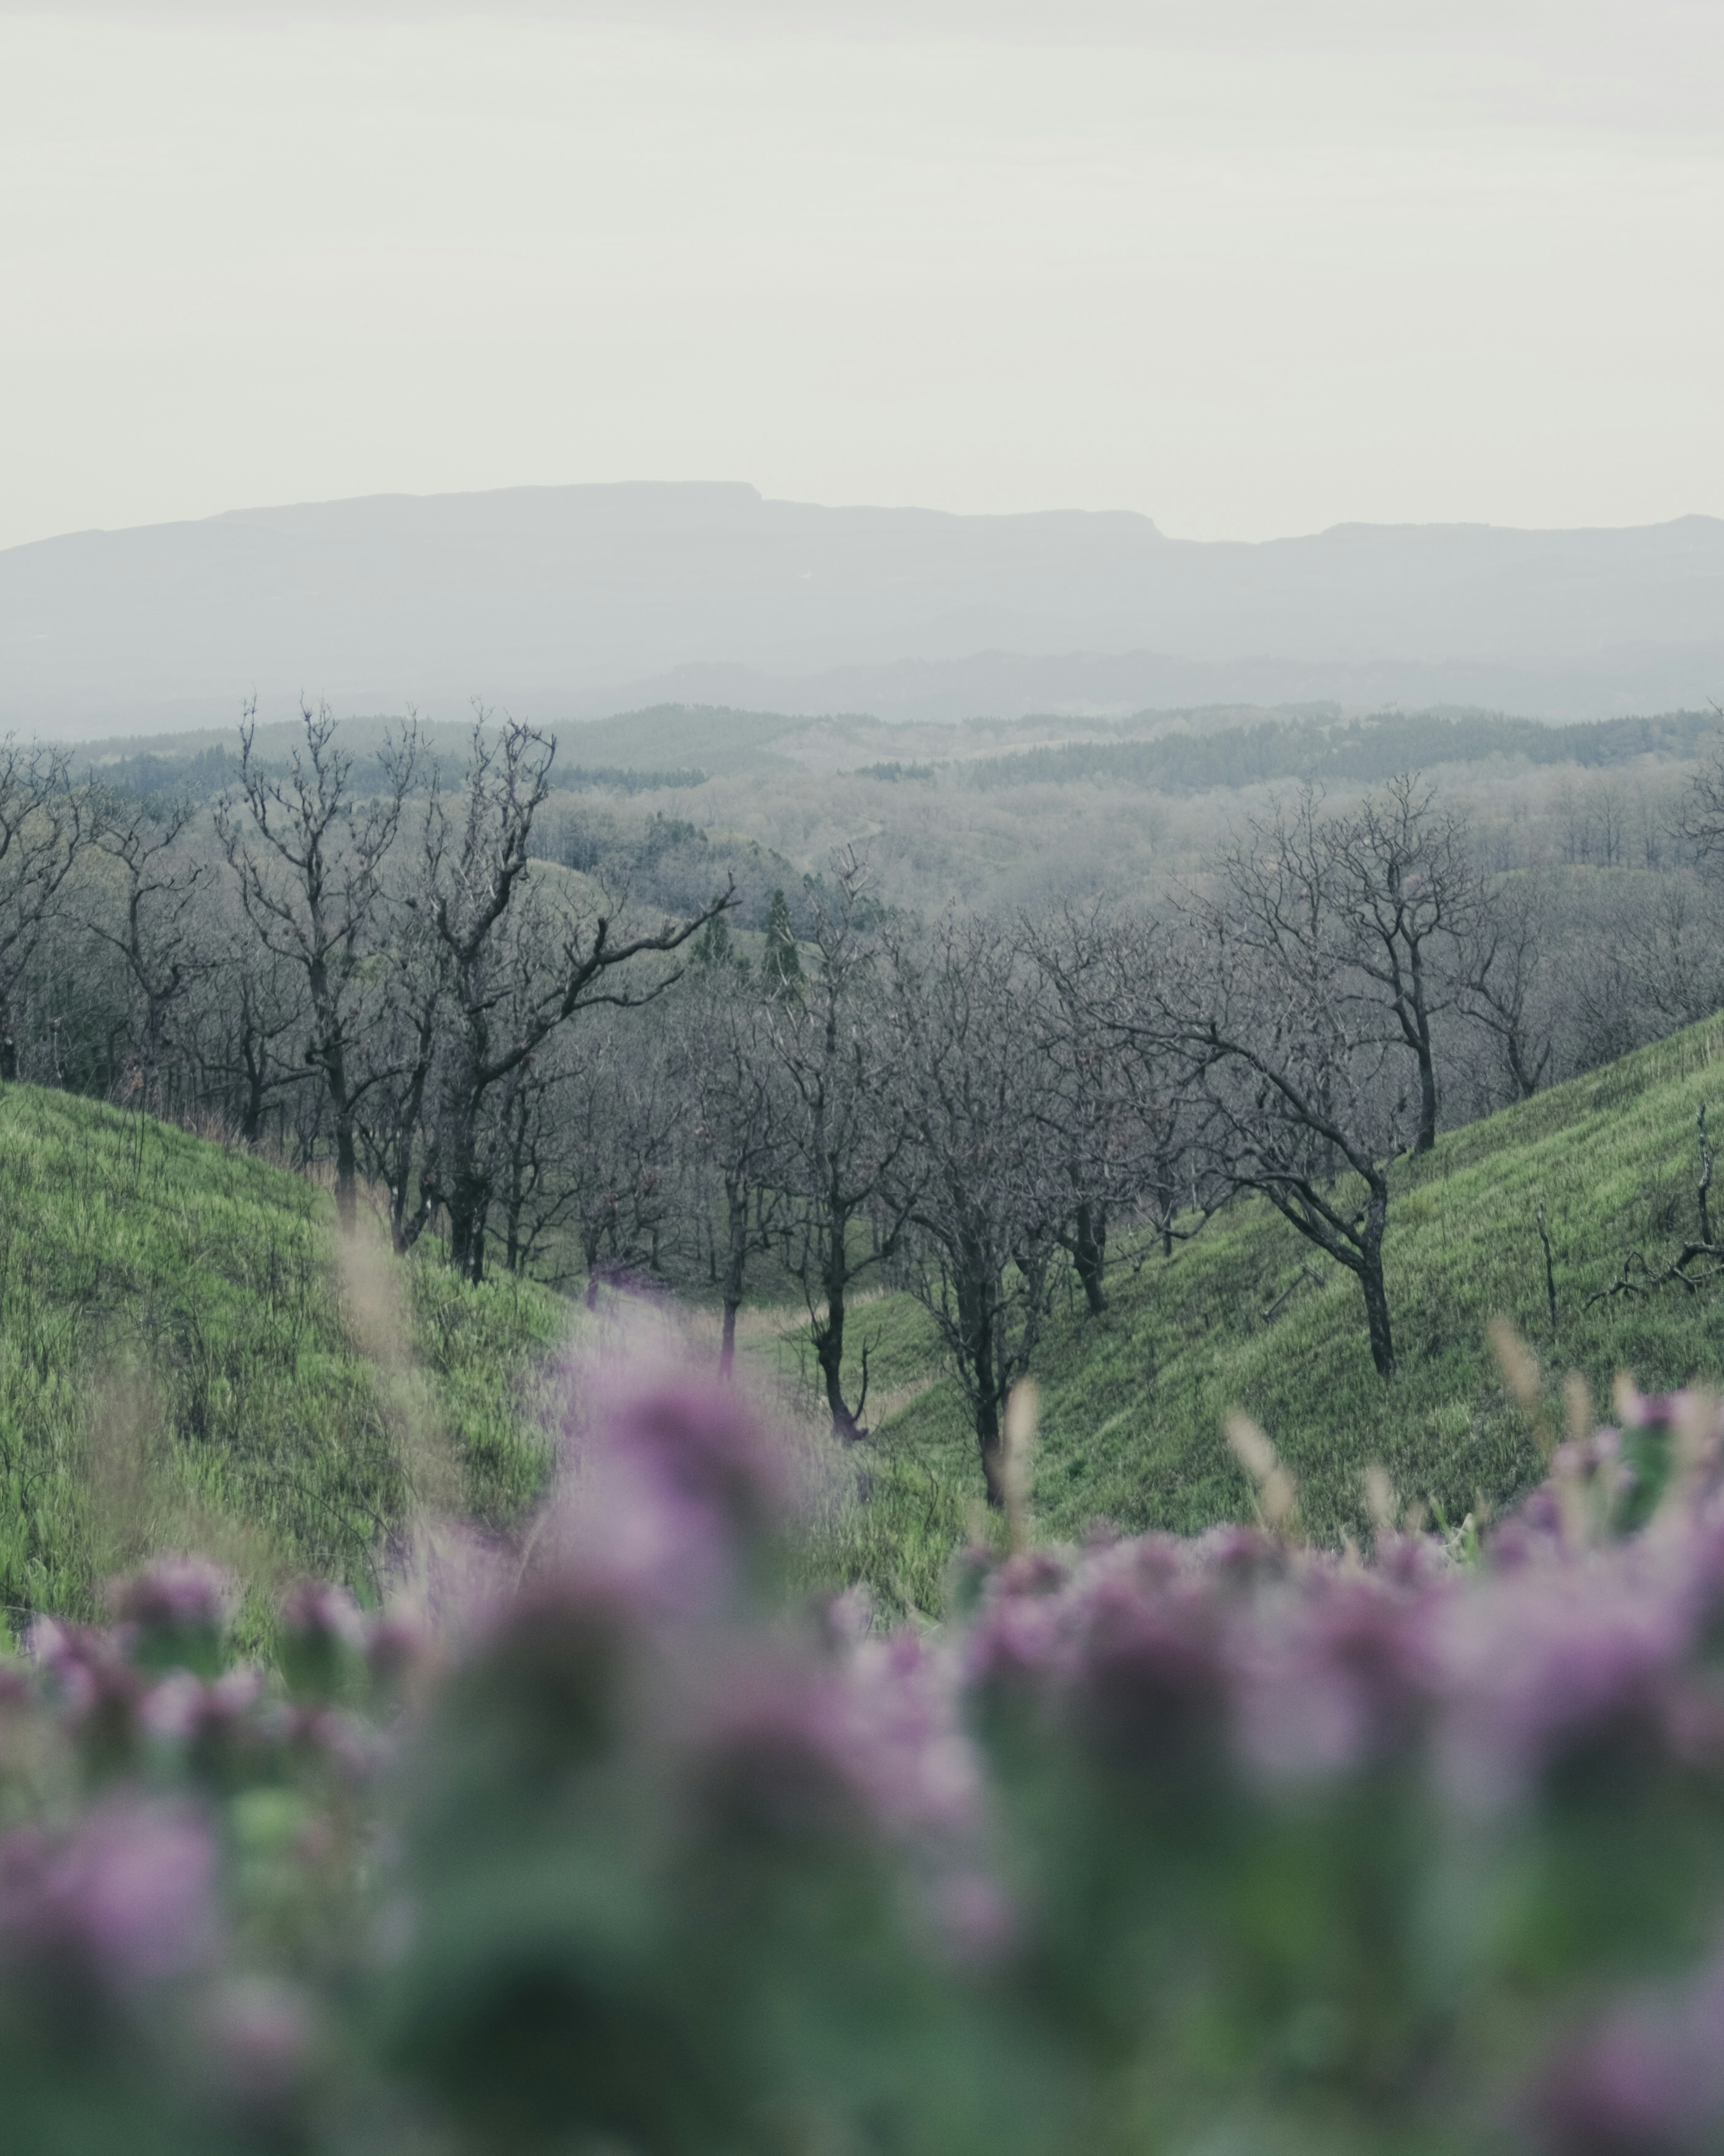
[
  {"x1": 355, "y1": 907, "x2": 447, "y2": 1254},
  {"x1": 216, "y1": 701, "x2": 418, "y2": 1226},
  {"x1": 1164, "y1": 792, "x2": 1432, "y2": 1378},
  {"x1": 886, "y1": 913, "x2": 1066, "y2": 1503},
  {"x1": 1327, "y1": 774, "x2": 1480, "y2": 1154},
  {"x1": 193, "y1": 924, "x2": 315, "y2": 1147},
  {"x1": 87, "y1": 795, "x2": 207, "y2": 1112},
  {"x1": 1023, "y1": 904, "x2": 1216, "y2": 1315},
  {"x1": 555, "y1": 1018, "x2": 686, "y2": 1304},
  {"x1": 410, "y1": 718, "x2": 730, "y2": 1280},
  {"x1": 1452, "y1": 873, "x2": 1555, "y2": 1103},
  {"x1": 766, "y1": 855, "x2": 914, "y2": 1441},
  {"x1": 1680, "y1": 719, "x2": 1724, "y2": 870},
  {"x1": 0, "y1": 739, "x2": 93, "y2": 1081},
  {"x1": 684, "y1": 977, "x2": 784, "y2": 1377}
]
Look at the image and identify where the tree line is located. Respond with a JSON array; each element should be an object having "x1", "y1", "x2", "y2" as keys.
[{"x1": 11, "y1": 710, "x2": 1724, "y2": 1503}]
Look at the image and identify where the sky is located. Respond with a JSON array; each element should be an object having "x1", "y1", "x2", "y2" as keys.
[{"x1": 3, "y1": 1, "x2": 1721, "y2": 553}]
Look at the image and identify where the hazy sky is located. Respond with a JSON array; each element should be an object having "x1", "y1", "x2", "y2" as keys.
[{"x1": 3, "y1": 1, "x2": 1721, "y2": 551}]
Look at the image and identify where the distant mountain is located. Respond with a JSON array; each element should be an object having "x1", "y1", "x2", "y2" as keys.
[{"x1": 2, "y1": 482, "x2": 1721, "y2": 734}]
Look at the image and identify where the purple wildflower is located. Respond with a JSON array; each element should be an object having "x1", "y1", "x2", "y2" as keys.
[
  {"x1": 688, "y1": 1661, "x2": 877, "y2": 1846},
  {"x1": 108, "y1": 1553, "x2": 235, "y2": 1639},
  {"x1": 553, "y1": 1376, "x2": 795, "y2": 1620},
  {"x1": 1234, "y1": 1564, "x2": 1446, "y2": 1783},
  {"x1": 1440, "y1": 1553, "x2": 1690, "y2": 1810},
  {"x1": 1529, "y1": 1957, "x2": 1724, "y2": 2155},
  {"x1": 0, "y1": 1799, "x2": 218, "y2": 2002}
]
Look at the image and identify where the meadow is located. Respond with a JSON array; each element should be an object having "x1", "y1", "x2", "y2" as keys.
[
  {"x1": 7, "y1": 986, "x2": 1724, "y2": 2152},
  {"x1": 776, "y1": 1010, "x2": 1724, "y2": 1613},
  {"x1": 0, "y1": 1086, "x2": 563, "y2": 1639},
  {"x1": 13, "y1": 1004, "x2": 1724, "y2": 1636}
]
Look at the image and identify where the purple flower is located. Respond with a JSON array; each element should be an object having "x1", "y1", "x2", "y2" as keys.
[
  {"x1": 842, "y1": 1626, "x2": 980, "y2": 1837},
  {"x1": 1529, "y1": 1958, "x2": 1724, "y2": 2155},
  {"x1": 1235, "y1": 1566, "x2": 1445, "y2": 1783},
  {"x1": 1065, "y1": 1572, "x2": 1233, "y2": 1775},
  {"x1": 552, "y1": 1376, "x2": 796, "y2": 1620},
  {"x1": 141, "y1": 1663, "x2": 264, "y2": 1748},
  {"x1": 281, "y1": 1579, "x2": 365, "y2": 1653},
  {"x1": 928, "y1": 1868, "x2": 1017, "y2": 1966},
  {"x1": 108, "y1": 1553, "x2": 235, "y2": 1640},
  {"x1": 29, "y1": 1618, "x2": 147, "y2": 1771},
  {"x1": 0, "y1": 1799, "x2": 219, "y2": 2002},
  {"x1": 688, "y1": 1662, "x2": 877, "y2": 1847},
  {"x1": 1440, "y1": 1556, "x2": 1690, "y2": 1810},
  {"x1": 365, "y1": 1601, "x2": 437, "y2": 1696}
]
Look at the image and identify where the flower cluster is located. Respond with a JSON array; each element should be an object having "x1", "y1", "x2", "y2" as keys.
[{"x1": 4, "y1": 1373, "x2": 1724, "y2": 2151}]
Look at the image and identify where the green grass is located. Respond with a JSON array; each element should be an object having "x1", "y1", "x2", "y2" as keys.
[
  {"x1": 774, "y1": 1015, "x2": 1724, "y2": 1615},
  {"x1": 18, "y1": 1010, "x2": 1724, "y2": 1644},
  {"x1": 0, "y1": 1088, "x2": 566, "y2": 1633}
]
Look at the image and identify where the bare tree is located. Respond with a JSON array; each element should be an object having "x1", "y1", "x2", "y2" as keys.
[
  {"x1": 1023, "y1": 904, "x2": 1213, "y2": 1315},
  {"x1": 355, "y1": 908, "x2": 447, "y2": 1254},
  {"x1": 1328, "y1": 774, "x2": 1479, "y2": 1155},
  {"x1": 1163, "y1": 795, "x2": 1429, "y2": 1378},
  {"x1": 1680, "y1": 719, "x2": 1724, "y2": 870},
  {"x1": 684, "y1": 977, "x2": 784, "y2": 1377},
  {"x1": 555, "y1": 1018, "x2": 685, "y2": 1304},
  {"x1": 0, "y1": 739, "x2": 93, "y2": 1081},
  {"x1": 886, "y1": 913, "x2": 1065, "y2": 1504},
  {"x1": 1453, "y1": 873, "x2": 1554, "y2": 1103},
  {"x1": 411, "y1": 718, "x2": 730, "y2": 1280},
  {"x1": 767, "y1": 855, "x2": 913, "y2": 1441},
  {"x1": 88, "y1": 795, "x2": 207, "y2": 1113},
  {"x1": 216, "y1": 702, "x2": 418, "y2": 1226},
  {"x1": 192, "y1": 923, "x2": 314, "y2": 1146}
]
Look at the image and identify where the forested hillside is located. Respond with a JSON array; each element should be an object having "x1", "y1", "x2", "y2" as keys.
[
  {"x1": 786, "y1": 1012, "x2": 1724, "y2": 1610},
  {"x1": 9, "y1": 697, "x2": 1724, "y2": 1619}
]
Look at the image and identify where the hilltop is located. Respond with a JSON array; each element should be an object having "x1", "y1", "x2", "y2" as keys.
[{"x1": 783, "y1": 1014, "x2": 1724, "y2": 1613}]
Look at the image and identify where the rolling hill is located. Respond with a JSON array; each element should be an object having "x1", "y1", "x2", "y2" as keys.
[
  {"x1": 0, "y1": 1087, "x2": 565, "y2": 1639},
  {"x1": 782, "y1": 1012, "x2": 1724, "y2": 1614}
]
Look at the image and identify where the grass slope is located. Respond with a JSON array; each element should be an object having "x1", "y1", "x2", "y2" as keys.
[
  {"x1": 0, "y1": 1089, "x2": 566, "y2": 1632},
  {"x1": 778, "y1": 1014, "x2": 1724, "y2": 1614}
]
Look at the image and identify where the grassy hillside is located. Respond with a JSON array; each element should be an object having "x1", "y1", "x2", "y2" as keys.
[
  {"x1": 778, "y1": 1014, "x2": 1724, "y2": 1614},
  {"x1": 0, "y1": 1088, "x2": 566, "y2": 1635}
]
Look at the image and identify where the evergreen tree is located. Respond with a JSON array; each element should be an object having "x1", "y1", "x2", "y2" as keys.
[{"x1": 691, "y1": 899, "x2": 746, "y2": 976}]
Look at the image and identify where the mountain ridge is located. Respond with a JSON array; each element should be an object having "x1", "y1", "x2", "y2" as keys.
[{"x1": 4, "y1": 482, "x2": 1722, "y2": 733}]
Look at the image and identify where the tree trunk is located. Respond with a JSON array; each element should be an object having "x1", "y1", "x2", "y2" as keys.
[
  {"x1": 809, "y1": 1197, "x2": 868, "y2": 1439},
  {"x1": 975, "y1": 1392, "x2": 1007, "y2": 1509},
  {"x1": 718, "y1": 1184, "x2": 749, "y2": 1380},
  {"x1": 1414, "y1": 1046, "x2": 1438, "y2": 1155},
  {"x1": 956, "y1": 1249, "x2": 1008, "y2": 1505},
  {"x1": 814, "y1": 1291, "x2": 864, "y2": 1439},
  {"x1": 448, "y1": 1185, "x2": 486, "y2": 1283},
  {"x1": 334, "y1": 1116, "x2": 358, "y2": 1232},
  {"x1": 1072, "y1": 1199, "x2": 1108, "y2": 1315},
  {"x1": 1357, "y1": 1209, "x2": 1395, "y2": 1377},
  {"x1": 1506, "y1": 1029, "x2": 1543, "y2": 1102}
]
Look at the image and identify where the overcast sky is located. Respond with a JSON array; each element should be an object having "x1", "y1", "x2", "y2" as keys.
[{"x1": 3, "y1": 1, "x2": 1720, "y2": 552}]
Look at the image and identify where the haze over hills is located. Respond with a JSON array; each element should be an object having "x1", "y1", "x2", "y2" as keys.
[{"x1": 3, "y1": 482, "x2": 1723, "y2": 736}]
